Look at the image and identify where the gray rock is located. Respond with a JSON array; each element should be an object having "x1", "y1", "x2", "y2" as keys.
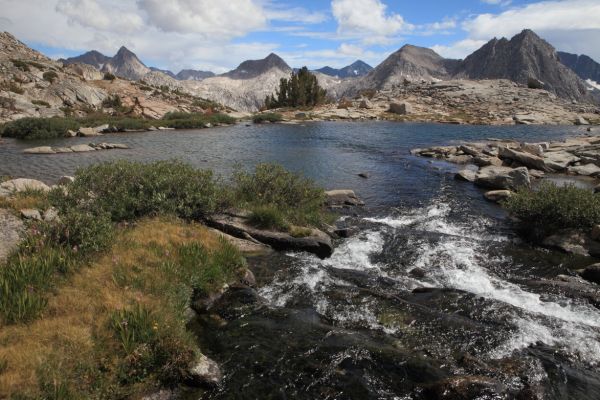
[
  {"x1": 43, "y1": 207, "x2": 59, "y2": 222},
  {"x1": 66, "y1": 129, "x2": 78, "y2": 137},
  {"x1": 568, "y1": 163, "x2": 600, "y2": 177},
  {"x1": 187, "y1": 354, "x2": 222, "y2": 387},
  {"x1": 497, "y1": 146, "x2": 549, "y2": 171},
  {"x1": 542, "y1": 229, "x2": 600, "y2": 257},
  {"x1": 93, "y1": 124, "x2": 109, "y2": 133},
  {"x1": 575, "y1": 116, "x2": 590, "y2": 125},
  {"x1": 475, "y1": 166, "x2": 530, "y2": 190},
  {"x1": 359, "y1": 99, "x2": 373, "y2": 109},
  {"x1": 0, "y1": 178, "x2": 50, "y2": 197},
  {"x1": 543, "y1": 151, "x2": 580, "y2": 171},
  {"x1": 325, "y1": 189, "x2": 364, "y2": 207},
  {"x1": 207, "y1": 214, "x2": 333, "y2": 258},
  {"x1": 53, "y1": 147, "x2": 73, "y2": 153},
  {"x1": 78, "y1": 127, "x2": 102, "y2": 137},
  {"x1": 484, "y1": 190, "x2": 513, "y2": 203},
  {"x1": 70, "y1": 144, "x2": 95, "y2": 152},
  {"x1": 455, "y1": 170, "x2": 477, "y2": 182},
  {"x1": 591, "y1": 225, "x2": 600, "y2": 241},
  {"x1": 473, "y1": 156, "x2": 503, "y2": 167},
  {"x1": 580, "y1": 264, "x2": 600, "y2": 285},
  {"x1": 20, "y1": 208, "x2": 41, "y2": 220},
  {"x1": 520, "y1": 143, "x2": 544, "y2": 156},
  {"x1": 23, "y1": 146, "x2": 55, "y2": 154},
  {"x1": 58, "y1": 176, "x2": 75, "y2": 186},
  {"x1": 0, "y1": 209, "x2": 24, "y2": 263},
  {"x1": 459, "y1": 145, "x2": 480, "y2": 157},
  {"x1": 389, "y1": 102, "x2": 412, "y2": 115}
]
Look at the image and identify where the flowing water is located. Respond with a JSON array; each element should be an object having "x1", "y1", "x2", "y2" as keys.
[{"x1": 1, "y1": 122, "x2": 598, "y2": 399}]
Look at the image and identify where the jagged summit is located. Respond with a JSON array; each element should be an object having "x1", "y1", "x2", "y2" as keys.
[
  {"x1": 317, "y1": 60, "x2": 373, "y2": 78},
  {"x1": 223, "y1": 53, "x2": 291, "y2": 79},
  {"x1": 454, "y1": 28, "x2": 589, "y2": 101},
  {"x1": 176, "y1": 69, "x2": 215, "y2": 81}
]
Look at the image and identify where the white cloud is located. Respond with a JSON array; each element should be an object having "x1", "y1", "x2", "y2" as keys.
[
  {"x1": 431, "y1": 39, "x2": 487, "y2": 59},
  {"x1": 331, "y1": 0, "x2": 413, "y2": 38},
  {"x1": 434, "y1": 0, "x2": 600, "y2": 60},
  {"x1": 464, "y1": 0, "x2": 600, "y2": 40},
  {"x1": 137, "y1": 0, "x2": 267, "y2": 38},
  {"x1": 57, "y1": 0, "x2": 144, "y2": 34}
]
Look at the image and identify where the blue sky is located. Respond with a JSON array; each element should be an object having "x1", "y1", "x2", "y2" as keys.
[{"x1": 1, "y1": 0, "x2": 599, "y2": 73}]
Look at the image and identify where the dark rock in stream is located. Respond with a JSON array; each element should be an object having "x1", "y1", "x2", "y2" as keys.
[
  {"x1": 579, "y1": 264, "x2": 600, "y2": 285},
  {"x1": 207, "y1": 213, "x2": 333, "y2": 258},
  {"x1": 525, "y1": 275, "x2": 600, "y2": 308},
  {"x1": 420, "y1": 375, "x2": 505, "y2": 400}
]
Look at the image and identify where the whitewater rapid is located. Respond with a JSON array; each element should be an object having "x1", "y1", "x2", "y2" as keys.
[{"x1": 260, "y1": 200, "x2": 600, "y2": 365}]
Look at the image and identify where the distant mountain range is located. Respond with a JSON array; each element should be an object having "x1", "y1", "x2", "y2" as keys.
[
  {"x1": 58, "y1": 29, "x2": 600, "y2": 109},
  {"x1": 62, "y1": 49, "x2": 215, "y2": 82},
  {"x1": 558, "y1": 51, "x2": 600, "y2": 90},
  {"x1": 316, "y1": 60, "x2": 373, "y2": 78}
]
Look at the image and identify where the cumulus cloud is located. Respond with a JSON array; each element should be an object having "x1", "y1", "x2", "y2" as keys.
[
  {"x1": 331, "y1": 0, "x2": 413, "y2": 39},
  {"x1": 480, "y1": 0, "x2": 512, "y2": 5},
  {"x1": 57, "y1": 0, "x2": 144, "y2": 34},
  {"x1": 434, "y1": 0, "x2": 600, "y2": 60},
  {"x1": 136, "y1": 0, "x2": 267, "y2": 38},
  {"x1": 431, "y1": 39, "x2": 487, "y2": 59}
]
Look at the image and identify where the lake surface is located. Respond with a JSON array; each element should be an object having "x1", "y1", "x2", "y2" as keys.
[{"x1": 2, "y1": 121, "x2": 598, "y2": 399}]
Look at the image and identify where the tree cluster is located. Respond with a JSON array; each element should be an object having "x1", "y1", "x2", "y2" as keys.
[{"x1": 264, "y1": 67, "x2": 328, "y2": 109}]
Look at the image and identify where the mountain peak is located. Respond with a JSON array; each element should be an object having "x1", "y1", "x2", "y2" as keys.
[
  {"x1": 316, "y1": 60, "x2": 373, "y2": 78},
  {"x1": 223, "y1": 53, "x2": 291, "y2": 79}
]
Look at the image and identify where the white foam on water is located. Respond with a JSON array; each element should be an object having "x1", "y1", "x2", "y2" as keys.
[
  {"x1": 259, "y1": 230, "x2": 393, "y2": 332},
  {"x1": 368, "y1": 201, "x2": 600, "y2": 364}
]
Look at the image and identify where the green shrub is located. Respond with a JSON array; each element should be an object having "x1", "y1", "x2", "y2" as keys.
[
  {"x1": 43, "y1": 71, "x2": 58, "y2": 83},
  {"x1": 47, "y1": 208, "x2": 114, "y2": 253},
  {"x1": 253, "y1": 113, "x2": 282, "y2": 123},
  {"x1": 1, "y1": 81, "x2": 25, "y2": 94},
  {"x1": 233, "y1": 163, "x2": 327, "y2": 227},
  {"x1": 0, "y1": 96, "x2": 16, "y2": 110},
  {"x1": 0, "y1": 117, "x2": 79, "y2": 139},
  {"x1": 101, "y1": 94, "x2": 122, "y2": 109},
  {"x1": 248, "y1": 205, "x2": 289, "y2": 231},
  {"x1": 32, "y1": 99, "x2": 50, "y2": 108},
  {"x1": 103, "y1": 72, "x2": 116, "y2": 81},
  {"x1": 11, "y1": 59, "x2": 30, "y2": 72},
  {"x1": 503, "y1": 182, "x2": 600, "y2": 236},
  {"x1": 52, "y1": 160, "x2": 223, "y2": 222},
  {"x1": 26, "y1": 61, "x2": 46, "y2": 70}
]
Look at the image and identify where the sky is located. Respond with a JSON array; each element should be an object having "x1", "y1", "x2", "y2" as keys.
[{"x1": 0, "y1": 0, "x2": 599, "y2": 74}]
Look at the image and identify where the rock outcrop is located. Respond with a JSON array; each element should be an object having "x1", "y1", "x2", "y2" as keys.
[{"x1": 0, "y1": 209, "x2": 24, "y2": 263}]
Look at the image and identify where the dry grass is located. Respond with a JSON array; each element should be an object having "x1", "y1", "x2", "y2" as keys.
[
  {"x1": 0, "y1": 217, "x2": 228, "y2": 398},
  {"x1": 0, "y1": 190, "x2": 50, "y2": 213}
]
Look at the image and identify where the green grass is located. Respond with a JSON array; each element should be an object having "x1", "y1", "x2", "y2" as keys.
[
  {"x1": 232, "y1": 163, "x2": 329, "y2": 228},
  {"x1": 253, "y1": 113, "x2": 283, "y2": 123},
  {"x1": 247, "y1": 205, "x2": 290, "y2": 231},
  {"x1": 503, "y1": 182, "x2": 600, "y2": 236},
  {"x1": 0, "y1": 113, "x2": 236, "y2": 139}
]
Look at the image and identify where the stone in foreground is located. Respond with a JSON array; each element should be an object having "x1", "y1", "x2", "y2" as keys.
[
  {"x1": 484, "y1": 190, "x2": 513, "y2": 203},
  {"x1": 0, "y1": 178, "x2": 50, "y2": 197},
  {"x1": 325, "y1": 189, "x2": 364, "y2": 207},
  {"x1": 0, "y1": 209, "x2": 24, "y2": 263},
  {"x1": 580, "y1": 264, "x2": 600, "y2": 285},
  {"x1": 187, "y1": 354, "x2": 222, "y2": 387},
  {"x1": 207, "y1": 214, "x2": 333, "y2": 258},
  {"x1": 474, "y1": 166, "x2": 530, "y2": 191}
]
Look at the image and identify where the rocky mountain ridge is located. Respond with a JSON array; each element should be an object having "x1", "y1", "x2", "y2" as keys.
[
  {"x1": 558, "y1": 51, "x2": 600, "y2": 92},
  {"x1": 0, "y1": 32, "x2": 230, "y2": 123},
  {"x1": 316, "y1": 60, "x2": 373, "y2": 78}
]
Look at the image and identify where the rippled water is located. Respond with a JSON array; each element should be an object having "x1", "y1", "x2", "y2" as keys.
[{"x1": 2, "y1": 121, "x2": 598, "y2": 399}]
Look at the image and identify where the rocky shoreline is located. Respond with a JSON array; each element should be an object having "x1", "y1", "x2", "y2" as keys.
[
  {"x1": 270, "y1": 80, "x2": 600, "y2": 126},
  {"x1": 411, "y1": 132, "x2": 600, "y2": 259}
]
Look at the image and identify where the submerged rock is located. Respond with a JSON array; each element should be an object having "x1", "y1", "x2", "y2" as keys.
[
  {"x1": 23, "y1": 146, "x2": 55, "y2": 154},
  {"x1": 580, "y1": 264, "x2": 600, "y2": 285}
]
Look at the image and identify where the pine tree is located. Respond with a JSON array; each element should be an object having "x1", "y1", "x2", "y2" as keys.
[{"x1": 264, "y1": 67, "x2": 327, "y2": 109}]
